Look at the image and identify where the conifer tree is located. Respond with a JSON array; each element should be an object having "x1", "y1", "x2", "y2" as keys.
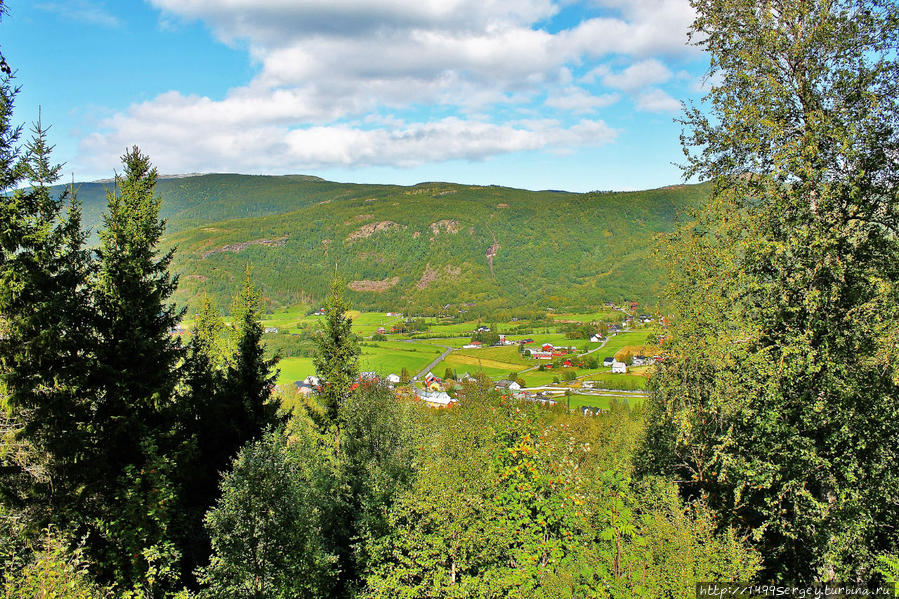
[
  {"x1": 223, "y1": 267, "x2": 281, "y2": 446},
  {"x1": 312, "y1": 274, "x2": 359, "y2": 429},
  {"x1": 0, "y1": 117, "x2": 95, "y2": 530},
  {"x1": 88, "y1": 147, "x2": 185, "y2": 587}
]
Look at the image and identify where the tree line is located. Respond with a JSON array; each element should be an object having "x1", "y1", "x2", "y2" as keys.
[{"x1": 2, "y1": 0, "x2": 899, "y2": 595}]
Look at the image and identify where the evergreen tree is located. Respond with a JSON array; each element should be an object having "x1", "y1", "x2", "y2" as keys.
[
  {"x1": 638, "y1": 0, "x2": 899, "y2": 580},
  {"x1": 172, "y1": 295, "x2": 228, "y2": 584},
  {"x1": 0, "y1": 117, "x2": 95, "y2": 532},
  {"x1": 176, "y1": 274, "x2": 281, "y2": 585},
  {"x1": 91, "y1": 146, "x2": 182, "y2": 473},
  {"x1": 222, "y1": 267, "x2": 281, "y2": 447},
  {"x1": 88, "y1": 146, "x2": 185, "y2": 588},
  {"x1": 311, "y1": 274, "x2": 359, "y2": 429}
]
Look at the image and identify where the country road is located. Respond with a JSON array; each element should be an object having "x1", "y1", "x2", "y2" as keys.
[{"x1": 411, "y1": 346, "x2": 455, "y2": 381}]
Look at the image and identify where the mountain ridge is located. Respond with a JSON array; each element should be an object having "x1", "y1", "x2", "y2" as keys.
[{"x1": 52, "y1": 173, "x2": 708, "y2": 315}]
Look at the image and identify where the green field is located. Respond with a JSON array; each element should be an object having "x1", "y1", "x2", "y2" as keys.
[
  {"x1": 592, "y1": 329, "x2": 656, "y2": 361},
  {"x1": 261, "y1": 304, "x2": 313, "y2": 331},
  {"x1": 277, "y1": 340, "x2": 446, "y2": 385},
  {"x1": 273, "y1": 320, "x2": 658, "y2": 388},
  {"x1": 565, "y1": 393, "x2": 645, "y2": 411},
  {"x1": 453, "y1": 345, "x2": 532, "y2": 367},
  {"x1": 359, "y1": 341, "x2": 446, "y2": 376},
  {"x1": 276, "y1": 357, "x2": 316, "y2": 385},
  {"x1": 430, "y1": 353, "x2": 519, "y2": 380},
  {"x1": 549, "y1": 310, "x2": 621, "y2": 323}
]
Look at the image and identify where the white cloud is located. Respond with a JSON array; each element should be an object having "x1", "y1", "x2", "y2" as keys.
[
  {"x1": 80, "y1": 115, "x2": 618, "y2": 172},
  {"x1": 77, "y1": 0, "x2": 698, "y2": 172},
  {"x1": 602, "y1": 59, "x2": 671, "y2": 92},
  {"x1": 36, "y1": 0, "x2": 120, "y2": 28},
  {"x1": 545, "y1": 88, "x2": 619, "y2": 113},
  {"x1": 635, "y1": 88, "x2": 682, "y2": 113}
]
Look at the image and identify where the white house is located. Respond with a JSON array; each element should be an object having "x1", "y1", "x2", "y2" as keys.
[
  {"x1": 386, "y1": 373, "x2": 401, "y2": 385},
  {"x1": 303, "y1": 375, "x2": 321, "y2": 386},
  {"x1": 264, "y1": 326, "x2": 279, "y2": 334},
  {"x1": 415, "y1": 388, "x2": 456, "y2": 408},
  {"x1": 294, "y1": 382, "x2": 314, "y2": 396},
  {"x1": 495, "y1": 380, "x2": 522, "y2": 392},
  {"x1": 590, "y1": 334, "x2": 602, "y2": 343},
  {"x1": 611, "y1": 361, "x2": 627, "y2": 374}
]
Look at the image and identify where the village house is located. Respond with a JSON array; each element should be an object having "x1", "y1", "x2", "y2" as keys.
[
  {"x1": 376, "y1": 326, "x2": 386, "y2": 334},
  {"x1": 632, "y1": 355, "x2": 655, "y2": 367},
  {"x1": 294, "y1": 381, "x2": 315, "y2": 396},
  {"x1": 415, "y1": 388, "x2": 456, "y2": 408},
  {"x1": 532, "y1": 351, "x2": 553, "y2": 360},
  {"x1": 611, "y1": 360, "x2": 627, "y2": 374},
  {"x1": 463, "y1": 341, "x2": 483, "y2": 349},
  {"x1": 386, "y1": 373, "x2": 401, "y2": 386},
  {"x1": 264, "y1": 326, "x2": 278, "y2": 334},
  {"x1": 495, "y1": 380, "x2": 521, "y2": 392},
  {"x1": 602, "y1": 357, "x2": 614, "y2": 367},
  {"x1": 590, "y1": 334, "x2": 603, "y2": 343}
]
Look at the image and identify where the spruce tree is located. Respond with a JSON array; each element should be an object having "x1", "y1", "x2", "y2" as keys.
[
  {"x1": 91, "y1": 146, "x2": 182, "y2": 471},
  {"x1": 88, "y1": 146, "x2": 184, "y2": 587},
  {"x1": 223, "y1": 267, "x2": 281, "y2": 446},
  {"x1": 0, "y1": 118, "x2": 95, "y2": 530},
  {"x1": 312, "y1": 274, "x2": 359, "y2": 429}
]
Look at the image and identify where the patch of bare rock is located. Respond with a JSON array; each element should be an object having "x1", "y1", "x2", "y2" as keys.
[{"x1": 347, "y1": 277, "x2": 400, "y2": 292}]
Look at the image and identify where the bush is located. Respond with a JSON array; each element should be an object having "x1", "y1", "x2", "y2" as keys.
[{"x1": 2, "y1": 532, "x2": 112, "y2": 599}]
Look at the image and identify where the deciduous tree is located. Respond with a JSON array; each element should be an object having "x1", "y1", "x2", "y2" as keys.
[{"x1": 638, "y1": 0, "x2": 899, "y2": 580}]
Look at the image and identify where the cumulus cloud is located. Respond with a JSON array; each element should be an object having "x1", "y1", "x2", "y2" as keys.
[
  {"x1": 77, "y1": 0, "x2": 697, "y2": 173},
  {"x1": 635, "y1": 88, "x2": 682, "y2": 113},
  {"x1": 601, "y1": 59, "x2": 672, "y2": 92},
  {"x1": 80, "y1": 115, "x2": 618, "y2": 172},
  {"x1": 545, "y1": 88, "x2": 619, "y2": 113}
]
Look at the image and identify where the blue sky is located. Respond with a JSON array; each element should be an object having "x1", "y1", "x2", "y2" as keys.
[{"x1": 3, "y1": 0, "x2": 710, "y2": 191}]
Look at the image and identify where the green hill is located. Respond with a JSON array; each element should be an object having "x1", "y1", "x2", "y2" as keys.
[{"x1": 63, "y1": 174, "x2": 708, "y2": 315}]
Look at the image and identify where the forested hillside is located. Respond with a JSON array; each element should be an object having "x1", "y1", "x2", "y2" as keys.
[{"x1": 64, "y1": 175, "x2": 708, "y2": 313}]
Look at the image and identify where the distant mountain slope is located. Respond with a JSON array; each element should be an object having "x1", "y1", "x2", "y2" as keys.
[
  {"x1": 66, "y1": 173, "x2": 402, "y2": 238},
  {"x1": 66, "y1": 174, "x2": 707, "y2": 314}
]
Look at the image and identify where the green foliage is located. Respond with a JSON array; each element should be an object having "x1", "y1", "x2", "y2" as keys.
[
  {"x1": 199, "y1": 431, "x2": 334, "y2": 599},
  {"x1": 0, "y1": 117, "x2": 96, "y2": 528},
  {"x1": 312, "y1": 275, "x2": 360, "y2": 428},
  {"x1": 96, "y1": 441, "x2": 182, "y2": 595},
  {"x1": 363, "y1": 387, "x2": 759, "y2": 598},
  {"x1": 875, "y1": 555, "x2": 899, "y2": 592},
  {"x1": 639, "y1": 0, "x2": 899, "y2": 581},
  {"x1": 223, "y1": 268, "x2": 282, "y2": 443},
  {"x1": 2, "y1": 531, "x2": 112, "y2": 598}
]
